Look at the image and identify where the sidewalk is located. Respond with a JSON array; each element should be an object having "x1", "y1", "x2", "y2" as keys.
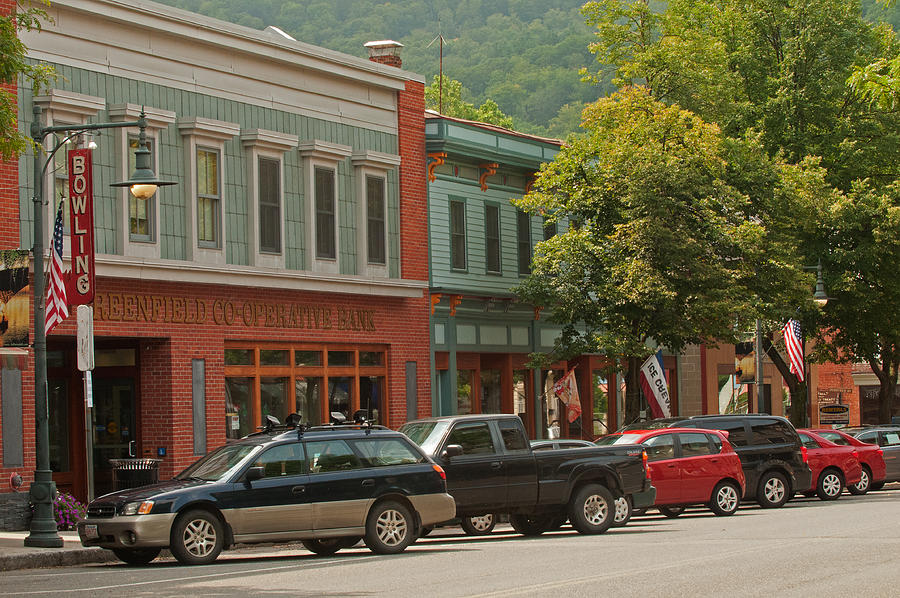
[{"x1": 0, "y1": 530, "x2": 117, "y2": 572}]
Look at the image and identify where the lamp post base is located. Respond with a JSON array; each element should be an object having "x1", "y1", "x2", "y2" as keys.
[{"x1": 24, "y1": 472, "x2": 63, "y2": 548}]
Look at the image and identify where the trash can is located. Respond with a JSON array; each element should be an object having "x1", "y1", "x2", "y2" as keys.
[{"x1": 109, "y1": 458, "x2": 161, "y2": 491}]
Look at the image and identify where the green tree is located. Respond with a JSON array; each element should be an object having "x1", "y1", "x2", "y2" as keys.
[
  {"x1": 1, "y1": 1, "x2": 54, "y2": 160},
  {"x1": 513, "y1": 88, "x2": 809, "y2": 423},
  {"x1": 425, "y1": 75, "x2": 515, "y2": 129}
]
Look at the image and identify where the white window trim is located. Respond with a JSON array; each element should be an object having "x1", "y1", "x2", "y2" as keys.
[
  {"x1": 109, "y1": 104, "x2": 176, "y2": 260},
  {"x1": 241, "y1": 129, "x2": 298, "y2": 269},
  {"x1": 299, "y1": 140, "x2": 352, "y2": 273},
  {"x1": 33, "y1": 90, "x2": 105, "y2": 255},
  {"x1": 351, "y1": 150, "x2": 400, "y2": 278},
  {"x1": 178, "y1": 117, "x2": 241, "y2": 266}
]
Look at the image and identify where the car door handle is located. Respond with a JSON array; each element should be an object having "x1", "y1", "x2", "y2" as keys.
[
  {"x1": 291, "y1": 486, "x2": 306, "y2": 495},
  {"x1": 666, "y1": 464, "x2": 676, "y2": 468},
  {"x1": 362, "y1": 479, "x2": 375, "y2": 487},
  {"x1": 490, "y1": 462, "x2": 502, "y2": 470}
]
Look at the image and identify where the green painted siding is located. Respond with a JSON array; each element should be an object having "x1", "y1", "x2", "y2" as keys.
[{"x1": 18, "y1": 63, "x2": 400, "y2": 275}]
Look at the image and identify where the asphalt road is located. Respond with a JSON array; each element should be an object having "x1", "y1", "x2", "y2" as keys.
[{"x1": 4, "y1": 486, "x2": 899, "y2": 598}]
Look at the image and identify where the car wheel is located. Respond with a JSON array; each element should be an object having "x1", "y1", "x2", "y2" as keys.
[
  {"x1": 568, "y1": 483, "x2": 614, "y2": 534},
  {"x1": 460, "y1": 514, "x2": 496, "y2": 535},
  {"x1": 870, "y1": 481, "x2": 885, "y2": 491},
  {"x1": 364, "y1": 500, "x2": 414, "y2": 554},
  {"x1": 816, "y1": 469, "x2": 844, "y2": 501},
  {"x1": 112, "y1": 547, "x2": 161, "y2": 565},
  {"x1": 848, "y1": 466, "x2": 871, "y2": 495},
  {"x1": 302, "y1": 538, "x2": 346, "y2": 556},
  {"x1": 612, "y1": 495, "x2": 632, "y2": 527},
  {"x1": 509, "y1": 513, "x2": 554, "y2": 536},
  {"x1": 170, "y1": 509, "x2": 224, "y2": 566},
  {"x1": 658, "y1": 505, "x2": 686, "y2": 518},
  {"x1": 757, "y1": 471, "x2": 790, "y2": 509},
  {"x1": 709, "y1": 481, "x2": 741, "y2": 516}
]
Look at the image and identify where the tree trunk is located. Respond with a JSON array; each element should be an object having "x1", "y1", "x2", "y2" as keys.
[
  {"x1": 868, "y1": 350, "x2": 899, "y2": 424},
  {"x1": 624, "y1": 356, "x2": 643, "y2": 425}
]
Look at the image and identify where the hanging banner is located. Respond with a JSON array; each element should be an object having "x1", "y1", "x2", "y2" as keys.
[
  {"x1": 0, "y1": 250, "x2": 30, "y2": 348},
  {"x1": 68, "y1": 148, "x2": 95, "y2": 305},
  {"x1": 552, "y1": 368, "x2": 582, "y2": 423},
  {"x1": 640, "y1": 350, "x2": 671, "y2": 418}
]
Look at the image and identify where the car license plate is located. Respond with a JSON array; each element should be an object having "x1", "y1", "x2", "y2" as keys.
[{"x1": 83, "y1": 524, "x2": 98, "y2": 540}]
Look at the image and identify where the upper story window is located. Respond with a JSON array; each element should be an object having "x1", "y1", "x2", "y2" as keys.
[
  {"x1": 110, "y1": 103, "x2": 176, "y2": 260},
  {"x1": 178, "y1": 116, "x2": 241, "y2": 266},
  {"x1": 33, "y1": 90, "x2": 105, "y2": 247},
  {"x1": 197, "y1": 147, "x2": 220, "y2": 248},
  {"x1": 258, "y1": 157, "x2": 281, "y2": 254},
  {"x1": 315, "y1": 166, "x2": 336, "y2": 260},
  {"x1": 352, "y1": 149, "x2": 400, "y2": 277},
  {"x1": 485, "y1": 204, "x2": 501, "y2": 273},
  {"x1": 300, "y1": 140, "x2": 352, "y2": 273},
  {"x1": 241, "y1": 128, "x2": 298, "y2": 268},
  {"x1": 366, "y1": 175, "x2": 386, "y2": 265},
  {"x1": 128, "y1": 135, "x2": 155, "y2": 242},
  {"x1": 517, "y1": 210, "x2": 532, "y2": 275},
  {"x1": 450, "y1": 198, "x2": 467, "y2": 271},
  {"x1": 543, "y1": 216, "x2": 557, "y2": 240}
]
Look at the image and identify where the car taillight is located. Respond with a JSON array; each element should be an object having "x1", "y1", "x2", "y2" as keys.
[
  {"x1": 852, "y1": 450, "x2": 858, "y2": 458},
  {"x1": 432, "y1": 464, "x2": 446, "y2": 481},
  {"x1": 642, "y1": 449, "x2": 651, "y2": 482},
  {"x1": 801, "y1": 446, "x2": 809, "y2": 463},
  {"x1": 877, "y1": 448, "x2": 884, "y2": 456}
]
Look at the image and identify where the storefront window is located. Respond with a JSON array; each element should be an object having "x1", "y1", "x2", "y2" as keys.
[
  {"x1": 225, "y1": 349, "x2": 253, "y2": 366},
  {"x1": 481, "y1": 369, "x2": 502, "y2": 414},
  {"x1": 225, "y1": 344, "x2": 388, "y2": 432},
  {"x1": 359, "y1": 376, "x2": 383, "y2": 423},
  {"x1": 260, "y1": 350, "x2": 289, "y2": 366},
  {"x1": 457, "y1": 370, "x2": 474, "y2": 414},
  {"x1": 592, "y1": 372, "x2": 610, "y2": 436},
  {"x1": 260, "y1": 377, "x2": 290, "y2": 422},
  {"x1": 296, "y1": 377, "x2": 323, "y2": 426},
  {"x1": 329, "y1": 351, "x2": 354, "y2": 366},
  {"x1": 225, "y1": 377, "x2": 253, "y2": 440},
  {"x1": 48, "y1": 379, "x2": 69, "y2": 472},
  {"x1": 329, "y1": 376, "x2": 352, "y2": 420},
  {"x1": 295, "y1": 350, "x2": 322, "y2": 366},
  {"x1": 513, "y1": 370, "x2": 527, "y2": 417}
]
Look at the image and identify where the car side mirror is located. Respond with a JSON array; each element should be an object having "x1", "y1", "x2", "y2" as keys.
[
  {"x1": 245, "y1": 466, "x2": 264, "y2": 483},
  {"x1": 441, "y1": 444, "x2": 464, "y2": 461}
]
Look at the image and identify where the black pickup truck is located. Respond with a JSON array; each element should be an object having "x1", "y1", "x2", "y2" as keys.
[{"x1": 399, "y1": 414, "x2": 655, "y2": 536}]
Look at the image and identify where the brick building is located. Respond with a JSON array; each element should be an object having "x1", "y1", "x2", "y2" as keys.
[{"x1": 0, "y1": 0, "x2": 429, "y2": 509}]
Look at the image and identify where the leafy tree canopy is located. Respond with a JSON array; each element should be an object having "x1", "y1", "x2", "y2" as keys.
[
  {"x1": 425, "y1": 75, "x2": 514, "y2": 129},
  {"x1": 1, "y1": 1, "x2": 54, "y2": 160},
  {"x1": 514, "y1": 87, "x2": 816, "y2": 421}
]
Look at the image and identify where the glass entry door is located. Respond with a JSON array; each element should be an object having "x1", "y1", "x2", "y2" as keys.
[{"x1": 92, "y1": 378, "x2": 136, "y2": 497}]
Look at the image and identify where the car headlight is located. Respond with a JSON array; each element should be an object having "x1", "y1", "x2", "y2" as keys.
[{"x1": 121, "y1": 500, "x2": 154, "y2": 515}]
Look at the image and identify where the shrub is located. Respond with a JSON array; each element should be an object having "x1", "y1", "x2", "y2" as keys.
[{"x1": 51, "y1": 492, "x2": 87, "y2": 530}]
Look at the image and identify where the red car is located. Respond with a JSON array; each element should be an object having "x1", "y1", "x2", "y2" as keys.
[
  {"x1": 805, "y1": 428, "x2": 887, "y2": 494},
  {"x1": 797, "y1": 430, "x2": 862, "y2": 500},
  {"x1": 597, "y1": 428, "x2": 745, "y2": 516}
]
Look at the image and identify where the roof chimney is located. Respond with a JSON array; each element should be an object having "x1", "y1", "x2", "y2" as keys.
[{"x1": 365, "y1": 40, "x2": 404, "y2": 68}]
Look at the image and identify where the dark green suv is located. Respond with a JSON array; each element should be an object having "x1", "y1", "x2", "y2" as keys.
[{"x1": 77, "y1": 419, "x2": 455, "y2": 565}]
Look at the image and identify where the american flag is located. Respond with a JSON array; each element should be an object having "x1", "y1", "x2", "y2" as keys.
[
  {"x1": 782, "y1": 319, "x2": 804, "y2": 382},
  {"x1": 44, "y1": 201, "x2": 69, "y2": 334}
]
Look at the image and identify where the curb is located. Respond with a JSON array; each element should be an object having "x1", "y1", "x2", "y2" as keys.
[{"x1": 0, "y1": 548, "x2": 118, "y2": 572}]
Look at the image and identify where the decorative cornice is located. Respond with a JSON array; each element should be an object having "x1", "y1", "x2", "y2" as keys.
[
  {"x1": 299, "y1": 140, "x2": 353, "y2": 162},
  {"x1": 351, "y1": 149, "x2": 401, "y2": 170},
  {"x1": 241, "y1": 129, "x2": 300, "y2": 153},
  {"x1": 177, "y1": 117, "x2": 241, "y2": 141},
  {"x1": 34, "y1": 89, "x2": 105, "y2": 121},
  {"x1": 108, "y1": 103, "x2": 176, "y2": 129}
]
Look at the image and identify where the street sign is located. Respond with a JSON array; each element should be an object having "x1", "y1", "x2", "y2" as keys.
[
  {"x1": 76, "y1": 304, "x2": 94, "y2": 371},
  {"x1": 819, "y1": 403, "x2": 850, "y2": 425}
]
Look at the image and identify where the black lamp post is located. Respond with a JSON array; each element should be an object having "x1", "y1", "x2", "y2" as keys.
[{"x1": 26, "y1": 104, "x2": 174, "y2": 548}]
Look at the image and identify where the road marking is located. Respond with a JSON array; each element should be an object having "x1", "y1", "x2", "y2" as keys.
[{"x1": 10, "y1": 555, "x2": 379, "y2": 594}]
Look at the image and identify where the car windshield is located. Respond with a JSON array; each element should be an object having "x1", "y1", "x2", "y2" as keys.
[
  {"x1": 176, "y1": 443, "x2": 259, "y2": 481},
  {"x1": 595, "y1": 433, "x2": 645, "y2": 446},
  {"x1": 398, "y1": 420, "x2": 450, "y2": 455}
]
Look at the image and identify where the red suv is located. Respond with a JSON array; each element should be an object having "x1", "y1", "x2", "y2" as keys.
[
  {"x1": 797, "y1": 430, "x2": 862, "y2": 500},
  {"x1": 805, "y1": 428, "x2": 886, "y2": 494},
  {"x1": 597, "y1": 428, "x2": 745, "y2": 516}
]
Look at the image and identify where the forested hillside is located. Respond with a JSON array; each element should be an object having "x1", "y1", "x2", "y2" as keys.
[
  {"x1": 152, "y1": 0, "x2": 899, "y2": 137},
  {"x1": 151, "y1": 0, "x2": 608, "y2": 137}
]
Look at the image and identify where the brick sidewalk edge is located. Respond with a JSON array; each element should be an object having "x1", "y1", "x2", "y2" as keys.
[{"x1": 0, "y1": 548, "x2": 118, "y2": 572}]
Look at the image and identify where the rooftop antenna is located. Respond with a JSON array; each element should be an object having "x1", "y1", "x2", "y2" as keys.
[{"x1": 427, "y1": 29, "x2": 448, "y2": 114}]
